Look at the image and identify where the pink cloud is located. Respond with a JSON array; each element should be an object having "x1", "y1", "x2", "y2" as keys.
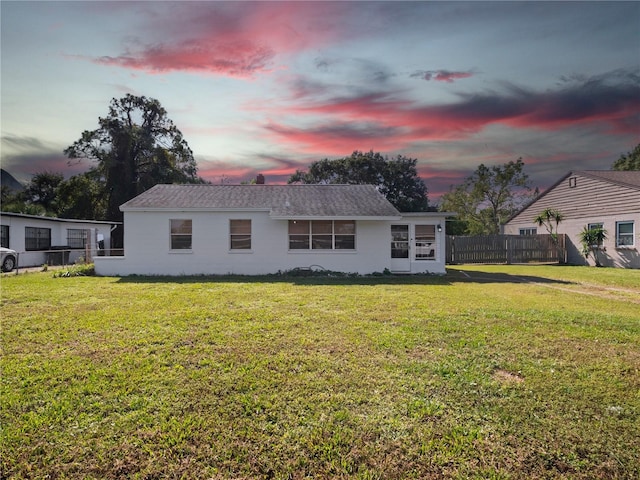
[
  {"x1": 264, "y1": 121, "x2": 412, "y2": 155},
  {"x1": 91, "y1": 2, "x2": 351, "y2": 77},
  {"x1": 263, "y1": 70, "x2": 640, "y2": 157},
  {"x1": 95, "y1": 40, "x2": 274, "y2": 78},
  {"x1": 196, "y1": 154, "x2": 308, "y2": 184}
]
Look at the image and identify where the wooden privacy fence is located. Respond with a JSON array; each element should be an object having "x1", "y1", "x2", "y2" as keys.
[{"x1": 446, "y1": 234, "x2": 566, "y2": 265}]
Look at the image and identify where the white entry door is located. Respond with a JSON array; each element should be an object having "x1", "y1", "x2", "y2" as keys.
[{"x1": 390, "y1": 224, "x2": 410, "y2": 272}]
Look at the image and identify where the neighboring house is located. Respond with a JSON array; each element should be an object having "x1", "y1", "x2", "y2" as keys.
[
  {"x1": 503, "y1": 171, "x2": 640, "y2": 268},
  {"x1": 0, "y1": 212, "x2": 119, "y2": 268},
  {"x1": 94, "y1": 184, "x2": 451, "y2": 276}
]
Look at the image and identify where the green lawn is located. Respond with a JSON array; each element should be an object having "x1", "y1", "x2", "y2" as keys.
[{"x1": 1, "y1": 265, "x2": 639, "y2": 479}]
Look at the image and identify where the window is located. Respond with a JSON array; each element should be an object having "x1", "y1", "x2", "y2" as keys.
[
  {"x1": 569, "y1": 177, "x2": 577, "y2": 188},
  {"x1": 1, "y1": 225, "x2": 8, "y2": 248},
  {"x1": 616, "y1": 221, "x2": 634, "y2": 247},
  {"x1": 519, "y1": 228, "x2": 537, "y2": 235},
  {"x1": 587, "y1": 223, "x2": 605, "y2": 248},
  {"x1": 334, "y1": 220, "x2": 356, "y2": 250},
  {"x1": 170, "y1": 219, "x2": 192, "y2": 250},
  {"x1": 25, "y1": 227, "x2": 51, "y2": 251},
  {"x1": 289, "y1": 220, "x2": 310, "y2": 249},
  {"x1": 288, "y1": 220, "x2": 355, "y2": 250},
  {"x1": 230, "y1": 219, "x2": 251, "y2": 250},
  {"x1": 67, "y1": 229, "x2": 88, "y2": 248},
  {"x1": 415, "y1": 225, "x2": 436, "y2": 260}
]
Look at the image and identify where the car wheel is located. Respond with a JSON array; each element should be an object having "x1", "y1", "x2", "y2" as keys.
[{"x1": 2, "y1": 255, "x2": 16, "y2": 272}]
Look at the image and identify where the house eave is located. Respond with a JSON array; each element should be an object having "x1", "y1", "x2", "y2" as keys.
[
  {"x1": 0, "y1": 211, "x2": 121, "y2": 225},
  {"x1": 269, "y1": 215, "x2": 403, "y2": 221},
  {"x1": 399, "y1": 212, "x2": 456, "y2": 217},
  {"x1": 120, "y1": 207, "x2": 272, "y2": 213}
]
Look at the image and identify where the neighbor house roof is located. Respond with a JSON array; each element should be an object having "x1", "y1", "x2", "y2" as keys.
[
  {"x1": 0, "y1": 211, "x2": 121, "y2": 225},
  {"x1": 576, "y1": 170, "x2": 640, "y2": 190},
  {"x1": 503, "y1": 169, "x2": 640, "y2": 225},
  {"x1": 120, "y1": 184, "x2": 402, "y2": 219}
]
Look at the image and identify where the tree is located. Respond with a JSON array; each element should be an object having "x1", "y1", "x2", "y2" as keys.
[
  {"x1": 56, "y1": 169, "x2": 107, "y2": 220},
  {"x1": 534, "y1": 208, "x2": 564, "y2": 241},
  {"x1": 440, "y1": 158, "x2": 535, "y2": 235},
  {"x1": 64, "y1": 94, "x2": 201, "y2": 246},
  {"x1": 534, "y1": 208, "x2": 565, "y2": 262},
  {"x1": 288, "y1": 150, "x2": 429, "y2": 211},
  {"x1": 24, "y1": 171, "x2": 64, "y2": 214},
  {"x1": 0, "y1": 186, "x2": 43, "y2": 215},
  {"x1": 579, "y1": 225, "x2": 607, "y2": 267},
  {"x1": 612, "y1": 143, "x2": 640, "y2": 171}
]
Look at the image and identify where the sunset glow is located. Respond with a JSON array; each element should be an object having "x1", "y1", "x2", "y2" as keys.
[{"x1": 2, "y1": 1, "x2": 638, "y2": 200}]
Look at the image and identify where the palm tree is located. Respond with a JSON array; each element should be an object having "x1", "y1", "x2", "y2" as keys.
[
  {"x1": 534, "y1": 208, "x2": 565, "y2": 262},
  {"x1": 578, "y1": 226, "x2": 608, "y2": 267}
]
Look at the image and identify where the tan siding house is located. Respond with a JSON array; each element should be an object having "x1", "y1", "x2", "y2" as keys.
[{"x1": 503, "y1": 171, "x2": 640, "y2": 268}]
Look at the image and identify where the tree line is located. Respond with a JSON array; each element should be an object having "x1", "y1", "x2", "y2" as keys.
[{"x1": 2, "y1": 94, "x2": 638, "y2": 244}]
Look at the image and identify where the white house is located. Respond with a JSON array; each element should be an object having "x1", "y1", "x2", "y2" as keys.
[
  {"x1": 0, "y1": 212, "x2": 119, "y2": 268},
  {"x1": 503, "y1": 170, "x2": 640, "y2": 268},
  {"x1": 94, "y1": 184, "x2": 451, "y2": 276}
]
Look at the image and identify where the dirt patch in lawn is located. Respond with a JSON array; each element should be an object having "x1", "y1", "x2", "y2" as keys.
[{"x1": 493, "y1": 369, "x2": 525, "y2": 384}]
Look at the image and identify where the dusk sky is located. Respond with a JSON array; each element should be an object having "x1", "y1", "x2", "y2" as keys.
[{"x1": 2, "y1": 1, "x2": 639, "y2": 201}]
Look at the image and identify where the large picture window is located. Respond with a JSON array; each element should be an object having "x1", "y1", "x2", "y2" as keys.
[
  {"x1": 616, "y1": 221, "x2": 634, "y2": 247},
  {"x1": 170, "y1": 219, "x2": 192, "y2": 250},
  {"x1": 67, "y1": 229, "x2": 88, "y2": 248},
  {"x1": 25, "y1": 227, "x2": 51, "y2": 251},
  {"x1": 230, "y1": 219, "x2": 251, "y2": 250},
  {"x1": 288, "y1": 220, "x2": 355, "y2": 250}
]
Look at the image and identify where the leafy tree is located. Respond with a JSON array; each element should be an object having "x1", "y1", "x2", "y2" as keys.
[
  {"x1": 579, "y1": 225, "x2": 607, "y2": 267},
  {"x1": 288, "y1": 150, "x2": 429, "y2": 211},
  {"x1": 612, "y1": 143, "x2": 640, "y2": 171},
  {"x1": 56, "y1": 169, "x2": 107, "y2": 220},
  {"x1": 64, "y1": 94, "x2": 201, "y2": 246},
  {"x1": 24, "y1": 171, "x2": 64, "y2": 214},
  {"x1": 440, "y1": 158, "x2": 535, "y2": 235},
  {"x1": 0, "y1": 185, "x2": 41, "y2": 215}
]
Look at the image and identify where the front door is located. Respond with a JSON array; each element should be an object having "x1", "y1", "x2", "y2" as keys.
[{"x1": 390, "y1": 224, "x2": 410, "y2": 272}]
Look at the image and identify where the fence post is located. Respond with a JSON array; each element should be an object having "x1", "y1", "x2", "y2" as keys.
[{"x1": 506, "y1": 236, "x2": 512, "y2": 264}]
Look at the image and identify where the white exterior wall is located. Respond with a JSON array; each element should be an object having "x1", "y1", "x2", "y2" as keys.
[
  {"x1": 94, "y1": 211, "x2": 449, "y2": 276},
  {"x1": 404, "y1": 218, "x2": 447, "y2": 274},
  {"x1": 0, "y1": 214, "x2": 115, "y2": 268}
]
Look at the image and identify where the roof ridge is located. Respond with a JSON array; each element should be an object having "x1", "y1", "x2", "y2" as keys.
[{"x1": 573, "y1": 170, "x2": 640, "y2": 190}]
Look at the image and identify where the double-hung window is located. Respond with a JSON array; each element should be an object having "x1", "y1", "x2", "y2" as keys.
[
  {"x1": 170, "y1": 219, "x2": 192, "y2": 250},
  {"x1": 288, "y1": 220, "x2": 355, "y2": 250},
  {"x1": 67, "y1": 229, "x2": 88, "y2": 248},
  {"x1": 25, "y1": 227, "x2": 51, "y2": 251},
  {"x1": 230, "y1": 220, "x2": 251, "y2": 250},
  {"x1": 616, "y1": 221, "x2": 634, "y2": 247}
]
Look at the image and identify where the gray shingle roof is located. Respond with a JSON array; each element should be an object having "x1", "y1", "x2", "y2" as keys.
[{"x1": 120, "y1": 184, "x2": 401, "y2": 218}]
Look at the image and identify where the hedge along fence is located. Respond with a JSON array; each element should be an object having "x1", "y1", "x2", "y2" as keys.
[{"x1": 446, "y1": 234, "x2": 566, "y2": 265}]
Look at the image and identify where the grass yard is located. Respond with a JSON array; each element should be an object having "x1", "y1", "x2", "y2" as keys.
[{"x1": 1, "y1": 265, "x2": 639, "y2": 479}]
